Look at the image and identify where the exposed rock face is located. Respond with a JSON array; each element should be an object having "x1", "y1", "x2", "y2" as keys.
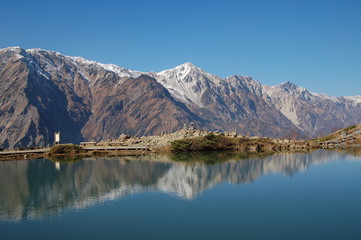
[{"x1": 1, "y1": 47, "x2": 360, "y2": 147}]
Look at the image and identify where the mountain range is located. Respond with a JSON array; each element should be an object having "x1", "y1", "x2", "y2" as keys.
[{"x1": 0, "y1": 46, "x2": 360, "y2": 147}]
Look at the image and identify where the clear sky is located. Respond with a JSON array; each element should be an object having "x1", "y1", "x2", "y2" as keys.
[{"x1": 1, "y1": 0, "x2": 360, "y2": 96}]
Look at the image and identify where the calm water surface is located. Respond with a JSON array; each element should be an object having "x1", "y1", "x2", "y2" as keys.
[{"x1": 0, "y1": 150, "x2": 361, "y2": 240}]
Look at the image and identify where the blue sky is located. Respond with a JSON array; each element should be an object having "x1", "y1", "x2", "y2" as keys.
[{"x1": 1, "y1": 0, "x2": 360, "y2": 96}]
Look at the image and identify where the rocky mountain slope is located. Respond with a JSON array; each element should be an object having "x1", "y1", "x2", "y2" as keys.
[{"x1": 0, "y1": 47, "x2": 360, "y2": 147}]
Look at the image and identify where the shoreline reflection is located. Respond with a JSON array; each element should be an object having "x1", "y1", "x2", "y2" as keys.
[{"x1": 0, "y1": 150, "x2": 358, "y2": 222}]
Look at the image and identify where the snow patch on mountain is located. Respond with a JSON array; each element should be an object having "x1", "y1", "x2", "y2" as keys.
[
  {"x1": 27, "y1": 49, "x2": 142, "y2": 80},
  {"x1": 0, "y1": 47, "x2": 26, "y2": 65},
  {"x1": 72, "y1": 57, "x2": 142, "y2": 79},
  {"x1": 343, "y1": 95, "x2": 361, "y2": 105},
  {"x1": 100, "y1": 63, "x2": 142, "y2": 78},
  {"x1": 311, "y1": 92, "x2": 339, "y2": 102},
  {"x1": 0, "y1": 46, "x2": 23, "y2": 56}
]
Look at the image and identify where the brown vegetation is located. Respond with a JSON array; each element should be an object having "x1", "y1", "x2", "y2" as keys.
[{"x1": 170, "y1": 133, "x2": 281, "y2": 152}]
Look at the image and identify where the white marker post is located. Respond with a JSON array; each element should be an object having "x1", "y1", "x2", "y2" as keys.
[{"x1": 54, "y1": 132, "x2": 61, "y2": 145}]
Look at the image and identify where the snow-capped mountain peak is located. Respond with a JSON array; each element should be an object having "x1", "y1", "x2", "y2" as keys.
[
  {"x1": 155, "y1": 62, "x2": 223, "y2": 107},
  {"x1": 278, "y1": 81, "x2": 305, "y2": 92},
  {"x1": 271, "y1": 81, "x2": 315, "y2": 100},
  {"x1": 175, "y1": 61, "x2": 197, "y2": 71},
  {"x1": 158, "y1": 62, "x2": 204, "y2": 80}
]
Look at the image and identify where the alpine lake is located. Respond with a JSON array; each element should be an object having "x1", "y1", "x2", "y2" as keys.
[{"x1": 1, "y1": 149, "x2": 361, "y2": 240}]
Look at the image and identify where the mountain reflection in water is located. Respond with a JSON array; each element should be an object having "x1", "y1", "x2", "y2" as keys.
[{"x1": 0, "y1": 150, "x2": 359, "y2": 222}]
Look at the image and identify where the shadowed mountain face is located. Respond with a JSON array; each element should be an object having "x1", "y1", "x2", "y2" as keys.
[
  {"x1": 0, "y1": 48, "x2": 91, "y2": 147},
  {"x1": 0, "y1": 150, "x2": 359, "y2": 221},
  {"x1": 82, "y1": 75, "x2": 205, "y2": 140},
  {"x1": 1, "y1": 47, "x2": 360, "y2": 147}
]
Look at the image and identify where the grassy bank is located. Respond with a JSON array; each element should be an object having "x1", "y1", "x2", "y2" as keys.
[
  {"x1": 48, "y1": 144, "x2": 86, "y2": 155},
  {"x1": 171, "y1": 134, "x2": 236, "y2": 152},
  {"x1": 170, "y1": 133, "x2": 277, "y2": 152}
]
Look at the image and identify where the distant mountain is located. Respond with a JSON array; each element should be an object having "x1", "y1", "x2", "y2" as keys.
[
  {"x1": 263, "y1": 82, "x2": 361, "y2": 137},
  {"x1": 0, "y1": 47, "x2": 360, "y2": 147}
]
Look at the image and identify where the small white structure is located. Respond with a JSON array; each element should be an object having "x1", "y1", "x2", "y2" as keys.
[{"x1": 54, "y1": 132, "x2": 61, "y2": 145}]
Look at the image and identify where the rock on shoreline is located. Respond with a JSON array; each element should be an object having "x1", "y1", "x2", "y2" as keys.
[{"x1": 98, "y1": 128, "x2": 313, "y2": 152}]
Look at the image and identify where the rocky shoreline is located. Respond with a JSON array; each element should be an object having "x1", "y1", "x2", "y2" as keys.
[
  {"x1": 1, "y1": 124, "x2": 360, "y2": 161},
  {"x1": 97, "y1": 128, "x2": 317, "y2": 152},
  {"x1": 96, "y1": 124, "x2": 361, "y2": 152}
]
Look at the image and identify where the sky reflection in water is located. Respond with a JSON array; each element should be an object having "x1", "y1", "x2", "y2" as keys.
[{"x1": 0, "y1": 150, "x2": 361, "y2": 240}]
